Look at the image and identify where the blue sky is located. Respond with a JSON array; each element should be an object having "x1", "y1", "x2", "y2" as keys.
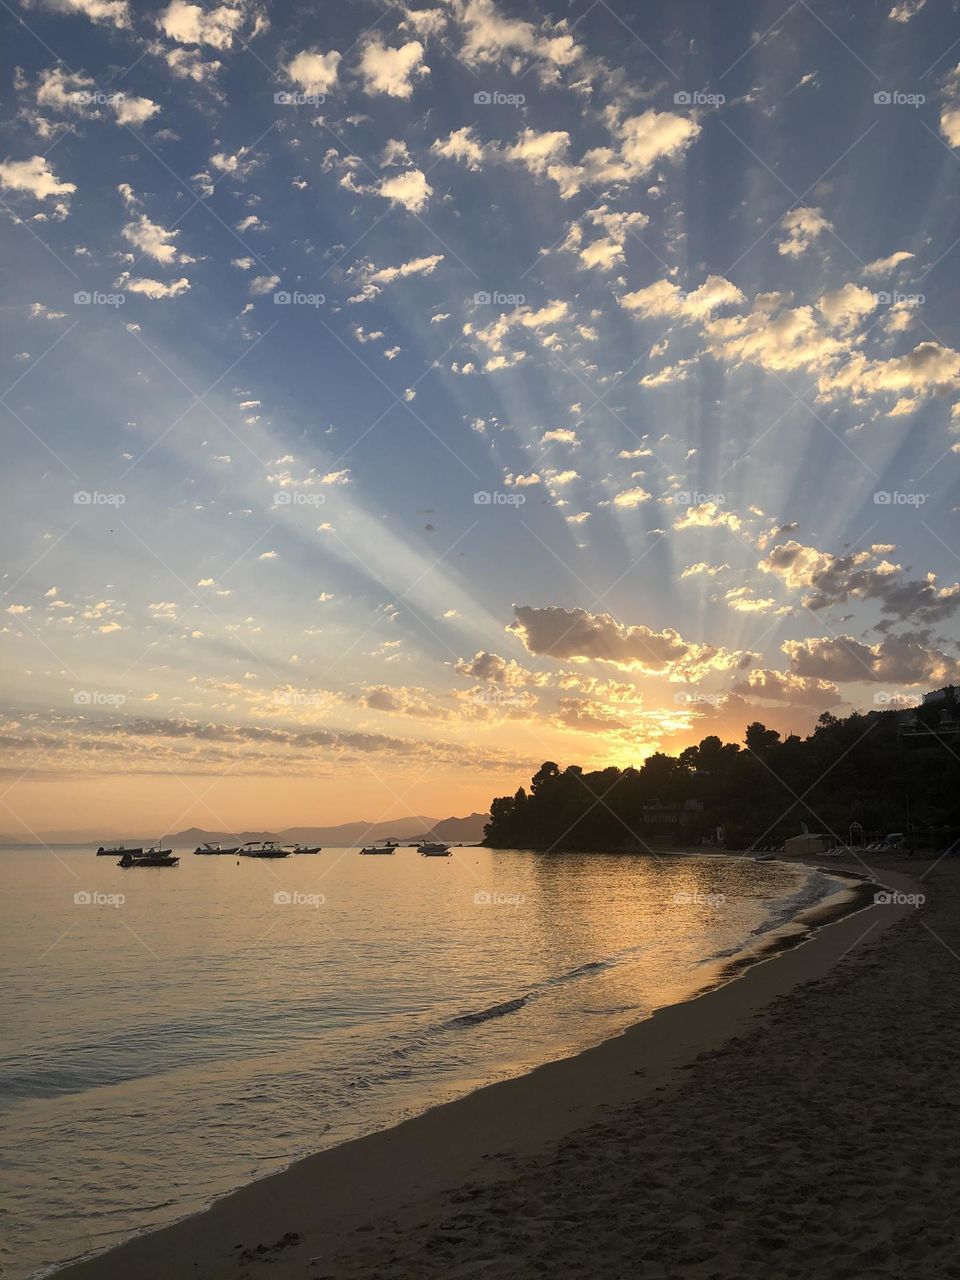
[{"x1": 2, "y1": 0, "x2": 960, "y2": 833}]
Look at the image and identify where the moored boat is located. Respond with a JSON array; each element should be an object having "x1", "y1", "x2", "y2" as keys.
[
  {"x1": 194, "y1": 842, "x2": 241, "y2": 855},
  {"x1": 239, "y1": 841, "x2": 291, "y2": 858},
  {"x1": 418, "y1": 841, "x2": 451, "y2": 857},
  {"x1": 288, "y1": 844, "x2": 322, "y2": 854},
  {"x1": 359, "y1": 841, "x2": 396, "y2": 855},
  {"x1": 118, "y1": 849, "x2": 179, "y2": 868},
  {"x1": 97, "y1": 845, "x2": 143, "y2": 856}
]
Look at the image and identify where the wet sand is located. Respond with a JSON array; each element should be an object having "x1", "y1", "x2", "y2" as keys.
[{"x1": 52, "y1": 855, "x2": 946, "y2": 1280}]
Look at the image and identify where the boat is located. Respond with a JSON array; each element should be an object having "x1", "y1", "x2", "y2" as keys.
[
  {"x1": 359, "y1": 841, "x2": 396, "y2": 855},
  {"x1": 119, "y1": 849, "x2": 179, "y2": 868},
  {"x1": 194, "y1": 842, "x2": 241, "y2": 855},
  {"x1": 239, "y1": 841, "x2": 291, "y2": 859},
  {"x1": 418, "y1": 841, "x2": 451, "y2": 857},
  {"x1": 97, "y1": 844, "x2": 142, "y2": 856},
  {"x1": 288, "y1": 844, "x2": 322, "y2": 854}
]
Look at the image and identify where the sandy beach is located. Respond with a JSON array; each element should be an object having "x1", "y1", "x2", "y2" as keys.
[{"x1": 47, "y1": 852, "x2": 954, "y2": 1280}]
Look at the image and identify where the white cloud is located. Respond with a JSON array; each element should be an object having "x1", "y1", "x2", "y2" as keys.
[
  {"x1": 27, "y1": 0, "x2": 129, "y2": 27},
  {"x1": 115, "y1": 272, "x2": 191, "y2": 299},
  {"x1": 358, "y1": 37, "x2": 427, "y2": 99},
  {"x1": 159, "y1": 0, "x2": 261, "y2": 49},
  {"x1": 862, "y1": 250, "x2": 914, "y2": 276},
  {"x1": 621, "y1": 274, "x2": 744, "y2": 320},
  {"x1": 379, "y1": 168, "x2": 431, "y2": 212},
  {"x1": 0, "y1": 155, "x2": 76, "y2": 203},
  {"x1": 889, "y1": 0, "x2": 925, "y2": 20},
  {"x1": 777, "y1": 206, "x2": 832, "y2": 257},
  {"x1": 249, "y1": 274, "x2": 280, "y2": 295},
  {"x1": 113, "y1": 95, "x2": 160, "y2": 127},
  {"x1": 121, "y1": 211, "x2": 192, "y2": 265},
  {"x1": 286, "y1": 48, "x2": 341, "y2": 95}
]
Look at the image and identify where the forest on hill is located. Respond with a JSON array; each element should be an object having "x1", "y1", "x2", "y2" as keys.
[{"x1": 483, "y1": 697, "x2": 960, "y2": 851}]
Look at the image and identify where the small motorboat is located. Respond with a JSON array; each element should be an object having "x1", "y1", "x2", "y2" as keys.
[
  {"x1": 359, "y1": 841, "x2": 396, "y2": 855},
  {"x1": 119, "y1": 849, "x2": 179, "y2": 868},
  {"x1": 239, "y1": 841, "x2": 291, "y2": 859},
  {"x1": 419, "y1": 842, "x2": 451, "y2": 857},
  {"x1": 194, "y1": 842, "x2": 241, "y2": 855},
  {"x1": 288, "y1": 844, "x2": 322, "y2": 854},
  {"x1": 97, "y1": 844, "x2": 143, "y2": 856}
]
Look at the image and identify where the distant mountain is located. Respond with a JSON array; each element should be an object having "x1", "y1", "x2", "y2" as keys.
[{"x1": 2, "y1": 813, "x2": 489, "y2": 848}]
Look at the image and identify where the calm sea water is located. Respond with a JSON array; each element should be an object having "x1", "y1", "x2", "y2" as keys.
[{"x1": 0, "y1": 845, "x2": 842, "y2": 1279}]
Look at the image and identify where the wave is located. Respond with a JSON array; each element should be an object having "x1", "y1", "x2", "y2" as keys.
[{"x1": 448, "y1": 995, "x2": 529, "y2": 1026}]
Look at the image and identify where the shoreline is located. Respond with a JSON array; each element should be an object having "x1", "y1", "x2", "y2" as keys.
[{"x1": 48, "y1": 853, "x2": 918, "y2": 1280}]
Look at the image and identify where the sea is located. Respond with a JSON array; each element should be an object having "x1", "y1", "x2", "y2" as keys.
[{"x1": 0, "y1": 844, "x2": 850, "y2": 1278}]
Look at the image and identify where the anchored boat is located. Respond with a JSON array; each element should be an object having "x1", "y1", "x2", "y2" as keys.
[
  {"x1": 118, "y1": 847, "x2": 178, "y2": 868},
  {"x1": 97, "y1": 844, "x2": 142, "y2": 857},
  {"x1": 194, "y1": 842, "x2": 241, "y2": 855},
  {"x1": 239, "y1": 841, "x2": 291, "y2": 859},
  {"x1": 359, "y1": 840, "x2": 396, "y2": 855},
  {"x1": 418, "y1": 841, "x2": 451, "y2": 857}
]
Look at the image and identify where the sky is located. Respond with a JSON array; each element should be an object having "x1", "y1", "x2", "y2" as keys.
[{"x1": 1, "y1": 0, "x2": 960, "y2": 837}]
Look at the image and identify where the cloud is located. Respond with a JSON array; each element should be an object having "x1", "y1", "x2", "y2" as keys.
[
  {"x1": 760, "y1": 539, "x2": 960, "y2": 622},
  {"x1": 121, "y1": 211, "x2": 193, "y2": 264},
  {"x1": 249, "y1": 274, "x2": 280, "y2": 295},
  {"x1": 784, "y1": 633, "x2": 960, "y2": 685},
  {"x1": 358, "y1": 37, "x2": 427, "y2": 98},
  {"x1": 732, "y1": 668, "x2": 841, "y2": 707},
  {"x1": 557, "y1": 205, "x2": 649, "y2": 272},
  {"x1": 817, "y1": 282, "x2": 877, "y2": 329},
  {"x1": 286, "y1": 48, "x2": 341, "y2": 95},
  {"x1": 0, "y1": 155, "x2": 76, "y2": 203},
  {"x1": 611, "y1": 485, "x2": 651, "y2": 508},
  {"x1": 673, "y1": 501, "x2": 742, "y2": 533},
  {"x1": 26, "y1": 0, "x2": 129, "y2": 26},
  {"x1": 862, "y1": 250, "x2": 914, "y2": 276},
  {"x1": 889, "y1": 0, "x2": 925, "y2": 20},
  {"x1": 507, "y1": 604, "x2": 746, "y2": 677},
  {"x1": 379, "y1": 168, "x2": 431, "y2": 212},
  {"x1": 114, "y1": 272, "x2": 191, "y2": 298},
  {"x1": 777, "y1": 206, "x2": 832, "y2": 257},
  {"x1": 621, "y1": 274, "x2": 744, "y2": 320},
  {"x1": 113, "y1": 95, "x2": 161, "y2": 127},
  {"x1": 432, "y1": 109, "x2": 699, "y2": 198},
  {"x1": 159, "y1": 0, "x2": 263, "y2": 49},
  {"x1": 454, "y1": 0, "x2": 582, "y2": 76},
  {"x1": 347, "y1": 252, "x2": 443, "y2": 302},
  {"x1": 541, "y1": 428, "x2": 579, "y2": 445},
  {"x1": 681, "y1": 562, "x2": 729, "y2": 577},
  {"x1": 817, "y1": 340, "x2": 960, "y2": 404},
  {"x1": 454, "y1": 650, "x2": 538, "y2": 685}
]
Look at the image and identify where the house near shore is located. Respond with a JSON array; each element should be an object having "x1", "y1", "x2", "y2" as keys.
[{"x1": 897, "y1": 686, "x2": 960, "y2": 747}]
